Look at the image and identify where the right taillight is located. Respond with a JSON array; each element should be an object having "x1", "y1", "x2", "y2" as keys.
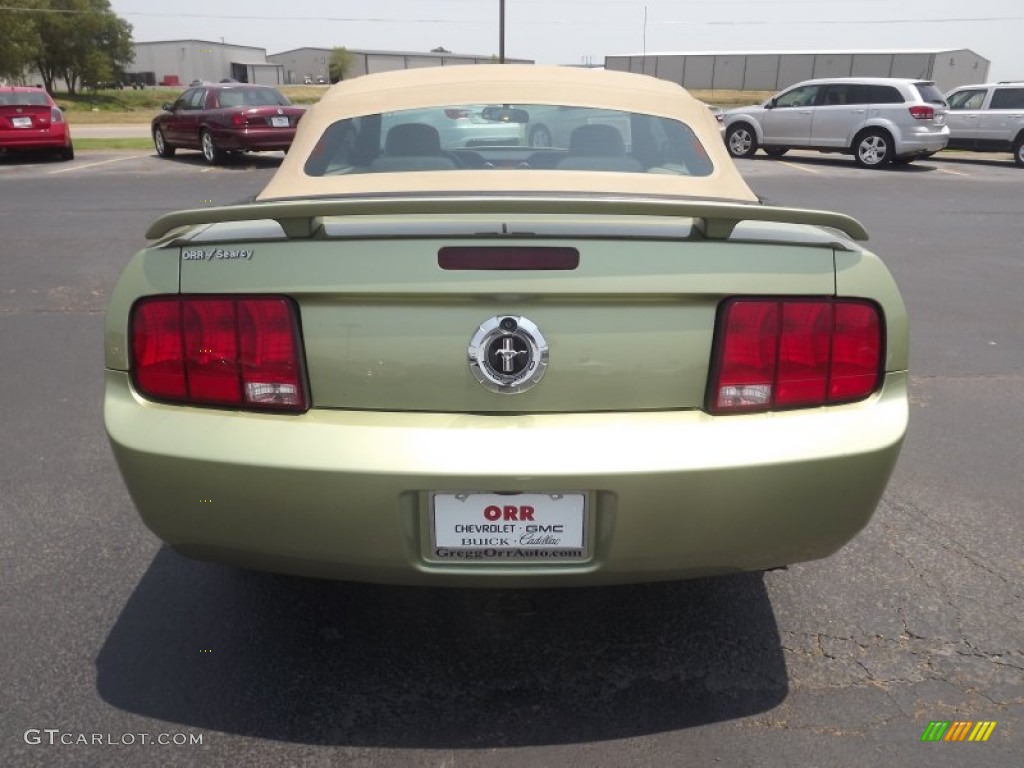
[
  {"x1": 909, "y1": 105, "x2": 935, "y2": 120},
  {"x1": 708, "y1": 298, "x2": 883, "y2": 414},
  {"x1": 130, "y1": 295, "x2": 308, "y2": 412}
]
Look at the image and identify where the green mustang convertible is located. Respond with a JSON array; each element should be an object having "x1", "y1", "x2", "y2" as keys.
[{"x1": 104, "y1": 65, "x2": 908, "y2": 586}]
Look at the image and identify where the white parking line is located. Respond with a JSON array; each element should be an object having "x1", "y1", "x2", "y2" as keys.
[
  {"x1": 48, "y1": 155, "x2": 138, "y2": 175},
  {"x1": 777, "y1": 161, "x2": 821, "y2": 175},
  {"x1": 934, "y1": 166, "x2": 969, "y2": 177}
]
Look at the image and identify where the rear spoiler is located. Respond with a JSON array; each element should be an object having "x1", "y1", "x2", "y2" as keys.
[{"x1": 145, "y1": 195, "x2": 869, "y2": 242}]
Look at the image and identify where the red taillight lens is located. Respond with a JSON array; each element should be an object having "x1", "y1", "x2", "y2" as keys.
[
  {"x1": 830, "y1": 302, "x2": 882, "y2": 400},
  {"x1": 444, "y1": 108, "x2": 471, "y2": 120},
  {"x1": 232, "y1": 112, "x2": 246, "y2": 126},
  {"x1": 776, "y1": 301, "x2": 831, "y2": 407},
  {"x1": 909, "y1": 105, "x2": 934, "y2": 120},
  {"x1": 131, "y1": 296, "x2": 307, "y2": 412},
  {"x1": 184, "y1": 299, "x2": 240, "y2": 403},
  {"x1": 709, "y1": 298, "x2": 883, "y2": 414},
  {"x1": 132, "y1": 298, "x2": 187, "y2": 399},
  {"x1": 50, "y1": 107, "x2": 63, "y2": 124},
  {"x1": 238, "y1": 298, "x2": 307, "y2": 407},
  {"x1": 713, "y1": 301, "x2": 778, "y2": 411}
]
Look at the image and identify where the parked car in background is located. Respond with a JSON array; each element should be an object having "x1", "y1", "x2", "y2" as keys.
[
  {"x1": 107, "y1": 65, "x2": 908, "y2": 587},
  {"x1": 386, "y1": 104, "x2": 527, "y2": 148},
  {"x1": 723, "y1": 77, "x2": 949, "y2": 167},
  {"x1": 0, "y1": 86, "x2": 73, "y2": 160},
  {"x1": 707, "y1": 104, "x2": 725, "y2": 136},
  {"x1": 83, "y1": 79, "x2": 127, "y2": 90},
  {"x1": 526, "y1": 103, "x2": 722, "y2": 149},
  {"x1": 944, "y1": 82, "x2": 1024, "y2": 166},
  {"x1": 525, "y1": 105, "x2": 629, "y2": 149},
  {"x1": 151, "y1": 83, "x2": 305, "y2": 165}
]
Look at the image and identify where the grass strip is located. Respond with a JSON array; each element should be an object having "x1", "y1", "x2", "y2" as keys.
[{"x1": 75, "y1": 138, "x2": 153, "y2": 151}]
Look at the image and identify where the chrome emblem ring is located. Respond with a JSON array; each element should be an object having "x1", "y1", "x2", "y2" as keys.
[{"x1": 468, "y1": 316, "x2": 548, "y2": 394}]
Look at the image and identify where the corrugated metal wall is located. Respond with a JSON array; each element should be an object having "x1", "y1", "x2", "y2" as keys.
[
  {"x1": 268, "y1": 48, "x2": 532, "y2": 85},
  {"x1": 132, "y1": 42, "x2": 282, "y2": 86},
  {"x1": 605, "y1": 50, "x2": 990, "y2": 92}
]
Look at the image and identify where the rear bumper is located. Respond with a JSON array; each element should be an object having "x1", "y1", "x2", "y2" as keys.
[
  {"x1": 213, "y1": 126, "x2": 295, "y2": 152},
  {"x1": 0, "y1": 127, "x2": 69, "y2": 150},
  {"x1": 895, "y1": 127, "x2": 949, "y2": 156},
  {"x1": 105, "y1": 369, "x2": 908, "y2": 586}
]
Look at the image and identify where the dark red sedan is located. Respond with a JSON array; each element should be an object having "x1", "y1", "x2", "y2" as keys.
[
  {"x1": 151, "y1": 84, "x2": 305, "y2": 164},
  {"x1": 0, "y1": 86, "x2": 73, "y2": 160}
]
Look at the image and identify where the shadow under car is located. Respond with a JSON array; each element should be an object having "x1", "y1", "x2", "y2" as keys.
[{"x1": 96, "y1": 548, "x2": 789, "y2": 748}]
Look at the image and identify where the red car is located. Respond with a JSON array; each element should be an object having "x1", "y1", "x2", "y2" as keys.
[
  {"x1": 151, "y1": 84, "x2": 305, "y2": 164},
  {"x1": 0, "y1": 86, "x2": 73, "y2": 160}
]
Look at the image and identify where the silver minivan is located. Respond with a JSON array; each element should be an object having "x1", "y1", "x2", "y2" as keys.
[{"x1": 724, "y1": 77, "x2": 949, "y2": 168}]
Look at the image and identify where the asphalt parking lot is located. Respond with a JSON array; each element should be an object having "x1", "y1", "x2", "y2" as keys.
[{"x1": 2, "y1": 149, "x2": 1021, "y2": 767}]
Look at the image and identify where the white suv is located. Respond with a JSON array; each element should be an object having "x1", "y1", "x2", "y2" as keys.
[
  {"x1": 724, "y1": 77, "x2": 949, "y2": 168},
  {"x1": 944, "y1": 82, "x2": 1024, "y2": 167}
]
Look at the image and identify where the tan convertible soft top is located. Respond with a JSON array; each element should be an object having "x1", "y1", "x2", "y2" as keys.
[{"x1": 258, "y1": 65, "x2": 757, "y2": 202}]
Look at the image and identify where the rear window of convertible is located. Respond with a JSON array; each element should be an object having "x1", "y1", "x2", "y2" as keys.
[{"x1": 303, "y1": 104, "x2": 715, "y2": 177}]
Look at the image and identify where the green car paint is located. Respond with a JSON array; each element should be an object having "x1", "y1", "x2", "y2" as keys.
[{"x1": 105, "y1": 198, "x2": 908, "y2": 586}]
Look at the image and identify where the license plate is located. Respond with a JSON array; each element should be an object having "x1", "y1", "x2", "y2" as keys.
[
  {"x1": 12, "y1": 117, "x2": 32, "y2": 128},
  {"x1": 430, "y1": 492, "x2": 588, "y2": 563},
  {"x1": 270, "y1": 116, "x2": 289, "y2": 128}
]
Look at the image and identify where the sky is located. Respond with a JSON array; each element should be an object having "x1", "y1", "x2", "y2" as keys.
[{"x1": 109, "y1": 0, "x2": 1024, "y2": 82}]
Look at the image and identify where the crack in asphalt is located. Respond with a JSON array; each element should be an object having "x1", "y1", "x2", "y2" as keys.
[
  {"x1": 888, "y1": 498, "x2": 1023, "y2": 597},
  {"x1": 779, "y1": 629, "x2": 1024, "y2": 705}
]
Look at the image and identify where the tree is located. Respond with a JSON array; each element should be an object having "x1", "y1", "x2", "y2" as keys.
[
  {"x1": 32, "y1": 0, "x2": 133, "y2": 94},
  {"x1": 329, "y1": 47, "x2": 354, "y2": 84},
  {"x1": 0, "y1": 0, "x2": 41, "y2": 82}
]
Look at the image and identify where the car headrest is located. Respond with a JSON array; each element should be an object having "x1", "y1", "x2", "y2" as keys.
[
  {"x1": 568, "y1": 124, "x2": 626, "y2": 156},
  {"x1": 385, "y1": 123, "x2": 444, "y2": 156}
]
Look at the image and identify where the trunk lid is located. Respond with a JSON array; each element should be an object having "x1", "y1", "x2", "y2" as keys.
[
  {"x1": 238, "y1": 106, "x2": 305, "y2": 128},
  {"x1": 0, "y1": 105, "x2": 54, "y2": 130},
  {"x1": 177, "y1": 211, "x2": 840, "y2": 413}
]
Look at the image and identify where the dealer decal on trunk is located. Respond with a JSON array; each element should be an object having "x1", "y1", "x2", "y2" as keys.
[{"x1": 181, "y1": 248, "x2": 254, "y2": 262}]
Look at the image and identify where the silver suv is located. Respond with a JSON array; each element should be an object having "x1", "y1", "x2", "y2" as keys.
[
  {"x1": 724, "y1": 77, "x2": 949, "y2": 168},
  {"x1": 944, "y1": 82, "x2": 1024, "y2": 167}
]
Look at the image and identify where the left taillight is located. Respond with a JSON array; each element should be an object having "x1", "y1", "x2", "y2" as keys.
[
  {"x1": 130, "y1": 296, "x2": 308, "y2": 412},
  {"x1": 708, "y1": 298, "x2": 883, "y2": 414}
]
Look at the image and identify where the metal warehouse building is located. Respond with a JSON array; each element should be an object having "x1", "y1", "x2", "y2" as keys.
[
  {"x1": 605, "y1": 49, "x2": 990, "y2": 93},
  {"x1": 129, "y1": 41, "x2": 284, "y2": 87},
  {"x1": 124, "y1": 42, "x2": 532, "y2": 88},
  {"x1": 267, "y1": 48, "x2": 533, "y2": 85}
]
